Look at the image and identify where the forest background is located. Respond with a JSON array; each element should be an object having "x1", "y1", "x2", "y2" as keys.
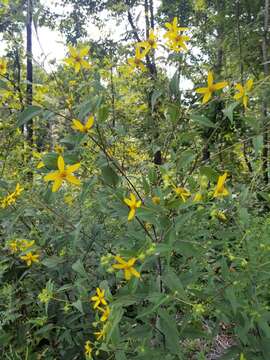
[{"x1": 0, "y1": 0, "x2": 270, "y2": 359}]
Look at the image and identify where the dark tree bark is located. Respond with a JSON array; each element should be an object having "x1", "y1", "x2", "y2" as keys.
[
  {"x1": 26, "y1": 0, "x2": 33, "y2": 145},
  {"x1": 262, "y1": 0, "x2": 269, "y2": 184}
]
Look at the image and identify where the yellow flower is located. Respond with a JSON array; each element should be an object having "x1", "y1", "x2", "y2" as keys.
[
  {"x1": 20, "y1": 252, "x2": 40, "y2": 266},
  {"x1": 72, "y1": 116, "x2": 94, "y2": 133},
  {"x1": 38, "y1": 288, "x2": 53, "y2": 304},
  {"x1": 0, "y1": 58, "x2": 7, "y2": 75},
  {"x1": 18, "y1": 239, "x2": 35, "y2": 251},
  {"x1": 152, "y1": 196, "x2": 160, "y2": 205},
  {"x1": 138, "y1": 29, "x2": 158, "y2": 51},
  {"x1": 54, "y1": 144, "x2": 64, "y2": 154},
  {"x1": 211, "y1": 209, "x2": 227, "y2": 222},
  {"x1": 64, "y1": 45, "x2": 91, "y2": 73},
  {"x1": 234, "y1": 79, "x2": 253, "y2": 109},
  {"x1": 164, "y1": 17, "x2": 190, "y2": 52},
  {"x1": 195, "y1": 71, "x2": 228, "y2": 104},
  {"x1": 84, "y1": 340, "x2": 92, "y2": 357},
  {"x1": 193, "y1": 192, "x2": 203, "y2": 202},
  {"x1": 112, "y1": 256, "x2": 141, "y2": 281},
  {"x1": 98, "y1": 305, "x2": 110, "y2": 322},
  {"x1": 44, "y1": 155, "x2": 80, "y2": 192},
  {"x1": 0, "y1": 184, "x2": 23, "y2": 209},
  {"x1": 37, "y1": 161, "x2": 45, "y2": 169},
  {"x1": 123, "y1": 193, "x2": 142, "y2": 221},
  {"x1": 127, "y1": 46, "x2": 148, "y2": 72},
  {"x1": 8, "y1": 240, "x2": 19, "y2": 253},
  {"x1": 14, "y1": 184, "x2": 23, "y2": 197},
  {"x1": 213, "y1": 172, "x2": 229, "y2": 198},
  {"x1": 91, "y1": 288, "x2": 107, "y2": 309},
  {"x1": 94, "y1": 326, "x2": 106, "y2": 341},
  {"x1": 174, "y1": 186, "x2": 190, "y2": 202}
]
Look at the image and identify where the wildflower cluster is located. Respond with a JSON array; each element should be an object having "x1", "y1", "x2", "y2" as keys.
[
  {"x1": 195, "y1": 71, "x2": 253, "y2": 108},
  {"x1": 90, "y1": 288, "x2": 110, "y2": 345},
  {"x1": 0, "y1": 57, "x2": 7, "y2": 75},
  {"x1": 1, "y1": 183, "x2": 23, "y2": 208},
  {"x1": 44, "y1": 155, "x2": 80, "y2": 192},
  {"x1": 64, "y1": 45, "x2": 91, "y2": 73},
  {"x1": 112, "y1": 255, "x2": 141, "y2": 281},
  {"x1": 72, "y1": 115, "x2": 94, "y2": 133},
  {"x1": 7, "y1": 239, "x2": 40, "y2": 266},
  {"x1": 164, "y1": 17, "x2": 190, "y2": 52}
]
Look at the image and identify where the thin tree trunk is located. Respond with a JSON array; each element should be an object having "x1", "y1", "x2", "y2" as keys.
[
  {"x1": 26, "y1": 0, "x2": 33, "y2": 145},
  {"x1": 262, "y1": 0, "x2": 269, "y2": 184}
]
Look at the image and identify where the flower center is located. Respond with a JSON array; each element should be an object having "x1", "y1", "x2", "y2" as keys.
[
  {"x1": 75, "y1": 56, "x2": 81, "y2": 62},
  {"x1": 60, "y1": 171, "x2": 67, "y2": 179},
  {"x1": 175, "y1": 35, "x2": 183, "y2": 42}
]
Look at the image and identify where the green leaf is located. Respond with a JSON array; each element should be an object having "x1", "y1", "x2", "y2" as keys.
[
  {"x1": 223, "y1": 102, "x2": 239, "y2": 123},
  {"x1": 163, "y1": 268, "x2": 187, "y2": 299},
  {"x1": 72, "y1": 299, "x2": 84, "y2": 314},
  {"x1": 136, "y1": 294, "x2": 169, "y2": 319},
  {"x1": 151, "y1": 90, "x2": 163, "y2": 112},
  {"x1": 253, "y1": 135, "x2": 263, "y2": 156},
  {"x1": 42, "y1": 256, "x2": 64, "y2": 268},
  {"x1": 98, "y1": 105, "x2": 109, "y2": 122},
  {"x1": 72, "y1": 259, "x2": 87, "y2": 277},
  {"x1": 17, "y1": 106, "x2": 43, "y2": 127},
  {"x1": 158, "y1": 308, "x2": 181, "y2": 355},
  {"x1": 177, "y1": 149, "x2": 195, "y2": 169},
  {"x1": 166, "y1": 103, "x2": 180, "y2": 123},
  {"x1": 101, "y1": 165, "x2": 119, "y2": 187},
  {"x1": 191, "y1": 113, "x2": 215, "y2": 128},
  {"x1": 169, "y1": 70, "x2": 180, "y2": 97},
  {"x1": 106, "y1": 307, "x2": 124, "y2": 343}
]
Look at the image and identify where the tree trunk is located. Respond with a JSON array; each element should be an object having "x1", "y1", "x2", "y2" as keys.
[
  {"x1": 26, "y1": 0, "x2": 33, "y2": 145},
  {"x1": 262, "y1": 0, "x2": 269, "y2": 184}
]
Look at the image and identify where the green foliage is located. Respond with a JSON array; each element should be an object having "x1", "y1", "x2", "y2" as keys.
[{"x1": 1, "y1": 0, "x2": 270, "y2": 359}]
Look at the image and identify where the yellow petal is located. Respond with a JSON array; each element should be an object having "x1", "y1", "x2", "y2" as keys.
[
  {"x1": 245, "y1": 79, "x2": 253, "y2": 91},
  {"x1": 72, "y1": 119, "x2": 84, "y2": 132},
  {"x1": 112, "y1": 263, "x2": 126, "y2": 269},
  {"x1": 127, "y1": 258, "x2": 136, "y2": 266},
  {"x1": 37, "y1": 161, "x2": 45, "y2": 169},
  {"x1": 130, "y1": 193, "x2": 136, "y2": 204},
  {"x1": 74, "y1": 62, "x2": 81, "y2": 73},
  {"x1": 202, "y1": 91, "x2": 212, "y2": 104},
  {"x1": 66, "y1": 163, "x2": 80, "y2": 173},
  {"x1": 81, "y1": 60, "x2": 91, "y2": 69},
  {"x1": 235, "y1": 83, "x2": 244, "y2": 93},
  {"x1": 128, "y1": 208, "x2": 136, "y2": 221},
  {"x1": 79, "y1": 46, "x2": 90, "y2": 57},
  {"x1": 44, "y1": 171, "x2": 60, "y2": 182},
  {"x1": 85, "y1": 116, "x2": 94, "y2": 130},
  {"x1": 207, "y1": 71, "x2": 213, "y2": 87},
  {"x1": 234, "y1": 93, "x2": 243, "y2": 100},
  {"x1": 212, "y1": 81, "x2": 228, "y2": 90},
  {"x1": 68, "y1": 46, "x2": 77, "y2": 58},
  {"x1": 130, "y1": 267, "x2": 140, "y2": 278},
  {"x1": 114, "y1": 256, "x2": 126, "y2": 265},
  {"x1": 195, "y1": 87, "x2": 208, "y2": 94},
  {"x1": 66, "y1": 174, "x2": 80, "y2": 186},
  {"x1": 124, "y1": 269, "x2": 132, "y2": 280},
  {"x1": 58, "y1": 156, "x2": 65, "y2": 172},
  {"x1": 52, "y1": 179, "x2": 63, "y2": 192},
  {"x1": 124, "y1": 198, "x2": 133, "y2": 207},
  {"x1": 243, "y1": 95, "x2": 248, "y2": 109}
]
